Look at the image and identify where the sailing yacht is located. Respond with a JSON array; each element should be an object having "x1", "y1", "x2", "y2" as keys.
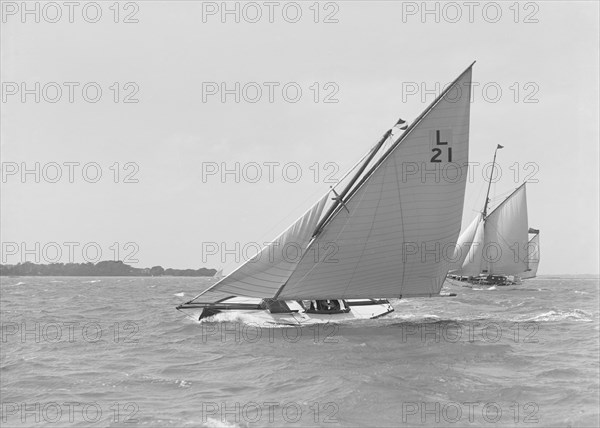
[
  {"x1": 447, "y1": 147, "x2": 540, "y2": 287},
  {"x1": 177, "y1": 63, "x2": 475, "y2": 324}
]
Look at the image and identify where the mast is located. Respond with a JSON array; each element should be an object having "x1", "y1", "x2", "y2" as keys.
[
  {"x1": 312, "y1": 128, "x2": 392, "y2": 237},
  {"x1": 482, "y1": 144, "x2": 503, "y2": 219}
]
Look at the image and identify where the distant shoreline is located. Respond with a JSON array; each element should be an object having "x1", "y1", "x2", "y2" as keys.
[
  {"x1": 0, "y1": 261, "x2": 217, "y2": 277},
  {"x1": 1, "y1": 275, "x2": 217, "y2": 277}
]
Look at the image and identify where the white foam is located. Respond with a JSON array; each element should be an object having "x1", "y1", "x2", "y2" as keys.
[
  {"x1": 518, "y1": 309, "x2": 594, "y2": 323},
  {"x1": 201, "y1": 417, "x2": 240, "y2": 428}
]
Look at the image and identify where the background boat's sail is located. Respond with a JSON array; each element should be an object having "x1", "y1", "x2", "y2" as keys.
[
  {"x1": 450, "y1": 213, "x2": 483, "y2": 274},
  {"x1": 451, "y1": 183, "x2": 529, "y2": 277},
  {"x1": 277, "y1": 66, "x2": 473, "y2": 299},
  {"x1": 189, "y1": 195, "x2": 328, "y2": 303},
  {"x1": 451, "y1": 214, "x2": 485, "y2": 276},
  {"x1": 521, "y1": 231, "x2": 540, "y2": 279},
  {"x1": 482, "y1": 184, "x2": 529, "y2": 275}
]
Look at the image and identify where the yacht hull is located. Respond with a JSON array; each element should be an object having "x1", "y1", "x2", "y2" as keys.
[
  {"x1": 446, "y1": 276, "x2": 521, "y2": 288},
  {"x1": 188, "y1": 299, "x2": 394, "y2": 325}
]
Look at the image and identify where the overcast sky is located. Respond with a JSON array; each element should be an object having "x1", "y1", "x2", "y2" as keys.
[{"x1": 1, "y1": 1, "x2": 599, "y2": 275}]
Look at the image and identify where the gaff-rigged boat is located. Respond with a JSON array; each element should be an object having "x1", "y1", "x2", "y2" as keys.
[
  {"x1": 177, "y1": 63, "x2": 475, "y2": 324},
  {"x1": 446, "y1": 148, "x2": 540, "y2": 287}
]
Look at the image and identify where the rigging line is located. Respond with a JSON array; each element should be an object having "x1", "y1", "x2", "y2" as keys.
[
  {"x1": 485, "y1": 182, "x2": 527, "y2": 220},
  {"x1": 466, "y1": 180, "x2": 487, "y2": 215},
  {"x1": 312, "y1": 128, "x2": 393, "y2": 238},
  {"x1": 491, "y1": 188, "x2": 513, "y2": 199},
  {"x1": 176, "y1": 307, "x2": 200, "y2": 322},
  {"x1": 489, "y1": 188, "x2": 516, "y2": 204}
]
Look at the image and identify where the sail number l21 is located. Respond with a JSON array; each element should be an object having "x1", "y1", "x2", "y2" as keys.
[{"x1": 430, "y1": 130, "x2": 452, "y2": 163}]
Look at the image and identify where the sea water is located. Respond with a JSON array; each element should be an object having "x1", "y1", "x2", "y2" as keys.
[{"x1": 1, "y1": 276, "x2": 598, "y2": 427}]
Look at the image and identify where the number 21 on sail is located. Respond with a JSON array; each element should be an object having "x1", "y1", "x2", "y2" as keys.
[{"x1": 431, "y1": 129, "x2": 452, "y2": 162}]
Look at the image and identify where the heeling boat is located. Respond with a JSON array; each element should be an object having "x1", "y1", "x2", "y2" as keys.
[
  {"x1": 447, "y1": 147, "x2": 539, "y2": 287},
  {"x1": 177, "y1": 62, "x2": 475, "y2": 324}
]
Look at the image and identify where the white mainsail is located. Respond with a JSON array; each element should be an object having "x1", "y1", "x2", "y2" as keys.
[
  {"x1": 189, "y1": 63, "x2": 474, "y2": 303},
  {"x1": 277, "y1": 67, "x2": 473, "y2": 299},
  {"x1": 521, "y1": 231, "x2": 540, "y2": 279},
  {"x1": 482, "y1": 184, "x2": 529, "y2": 275},
  {"x1": 451, "y1": 183, "x2": 529, "y2": 277}
]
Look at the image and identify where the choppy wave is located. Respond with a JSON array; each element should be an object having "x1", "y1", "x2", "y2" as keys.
[
  {"x1": 2, "y1": 281, "x2": 27, "y2": 287},
  {"x1": 516, "y1": 308, "x2": 594, "y2": 322},
  {"x1": 0, "y1": 276, "x2": 598, "y2": 427}
]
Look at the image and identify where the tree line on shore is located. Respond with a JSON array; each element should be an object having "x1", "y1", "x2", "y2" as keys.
[{"x1": 0, "y1": 260, "x2": 217, "y2": 277}]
